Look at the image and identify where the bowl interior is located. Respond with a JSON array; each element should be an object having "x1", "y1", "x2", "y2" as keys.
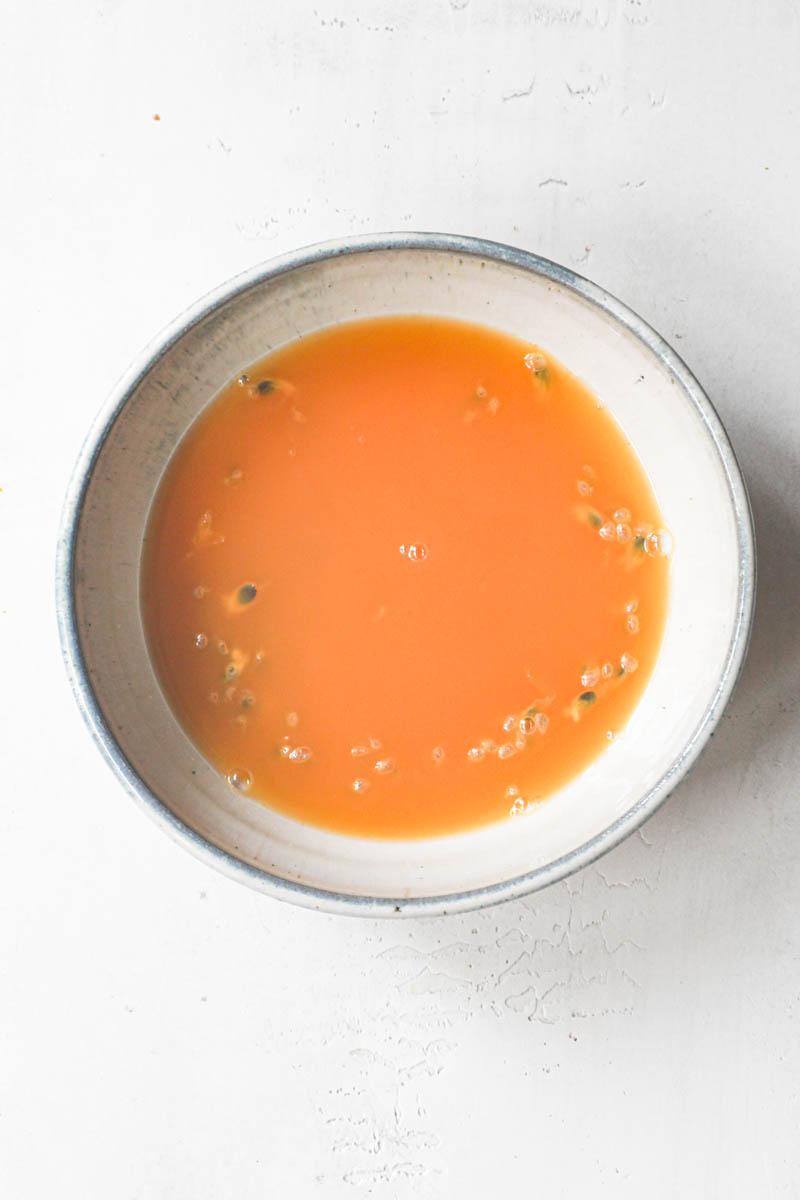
[{"x1": 68, "y1": 243, "x2": 748, "y2": 908}]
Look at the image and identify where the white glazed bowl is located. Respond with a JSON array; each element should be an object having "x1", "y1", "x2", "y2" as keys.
[{"x1": 57, "y1": 234, "x2": 755, "y2": 915}]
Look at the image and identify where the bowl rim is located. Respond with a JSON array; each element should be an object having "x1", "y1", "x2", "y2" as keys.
[{"x1": 55, "y1": 232, "x2": 756, "y2": 917}]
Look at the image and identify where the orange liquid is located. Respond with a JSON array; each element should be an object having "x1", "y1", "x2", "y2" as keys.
[{"x1": 142, "y1": 316, "x2": 669, "y2": 838}]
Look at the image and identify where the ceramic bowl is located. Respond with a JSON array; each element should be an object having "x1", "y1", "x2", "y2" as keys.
[{"x1": 57, "y1": 234, "x2": 755, "y2": 915}]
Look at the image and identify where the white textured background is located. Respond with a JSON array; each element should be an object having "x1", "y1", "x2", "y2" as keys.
[{"x1": 3, "y1": 2, "x2": 800, "y2": 1196}]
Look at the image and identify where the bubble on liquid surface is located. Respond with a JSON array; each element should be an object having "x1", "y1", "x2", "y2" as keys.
[
  {"x1": 524, "y1": 351, "x2": 547, "y2": 374},
  {"x1": 400, "y1": 542, "x2": 428, "y2": 562},
  {"x1": 374, "y1": 758, "x2": 396, "y2": 775},
  {"x1": 645, "y1": 528, "x2": 673, "y2": 557},
  {"x1": 194, "y1": 633, "x2": 208, "y2": 649},
  {"x1": 620, "y1": 652, "x2": 638, "y2": 674},
  {"x1": 432, "y1": 746, "x2": 445, "y2": 764},
  {"x1": 498, "y1": 742, "x2": 516, "y2": 759},
  {"x1": 467, "y1": 746, "x2": 485, "y2": 762},
  {"x1": 288, "y1": 746, "x2": 312, "y2": 763},
  {"x1": 227, "y1": 769, "x2": 252, "y2": 792},
  {"x1": 352, "y1": 778, "x2": 370, "y2": 793}
]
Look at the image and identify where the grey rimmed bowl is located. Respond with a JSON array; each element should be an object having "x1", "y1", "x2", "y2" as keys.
[{"x1": 56, "y1": 233, "x2": 755, "y2": 916}]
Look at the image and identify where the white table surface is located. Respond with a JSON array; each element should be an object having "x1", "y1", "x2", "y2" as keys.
[{"x1": 3, "y1": 2, "x2": 799, "y2": 1195}]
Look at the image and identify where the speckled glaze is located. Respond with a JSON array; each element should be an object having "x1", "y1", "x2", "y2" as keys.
[{"x1": 56, "y1": 234, "x2": 755, "y2": 916}]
